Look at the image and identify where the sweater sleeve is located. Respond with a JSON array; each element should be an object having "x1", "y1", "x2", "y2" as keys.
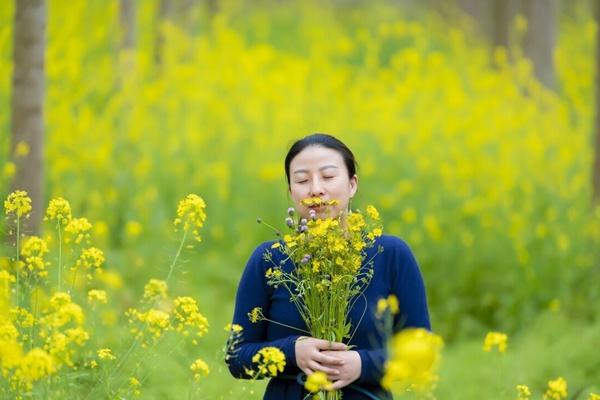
[
  {"x1": 226, "y1": 243, "x2": 302, "y2": 379},
  {"x1": 356, "y1": 237, "x2": 431, "y2": 385}
]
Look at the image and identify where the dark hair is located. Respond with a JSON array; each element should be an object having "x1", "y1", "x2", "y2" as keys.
[{"x1": 284, "y1": 133, "x2": 357, "y2": 186}]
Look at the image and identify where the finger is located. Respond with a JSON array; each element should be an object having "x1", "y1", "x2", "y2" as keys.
[
  {"x1": 308, "y1": 361, "x2": 340, "y2": 376},
  {"x1": 315, "y1": 339, "x2": 347, "y2": 351},
  {"x1": 330, "y1": 379, "x2": 348, "y2": 390},
  {"x1": 314, "y1": 352, "x2": 345, "y2": 366}
]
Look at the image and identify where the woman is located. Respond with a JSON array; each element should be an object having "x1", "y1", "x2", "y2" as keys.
[{"x1": 227, "y1": 133, "x2": 431, "y2": 399}]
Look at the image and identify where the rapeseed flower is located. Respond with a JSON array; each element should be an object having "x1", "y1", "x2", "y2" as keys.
[
  {"x1": 20, "y1": 236, "x2": 50, "y2": 279},
  {"x1": 543, "y1": 377, "x2": 567, "y2": 400},
  {"x1": 305, "y1": 371, "x2": 333, "y2": 392},
  {"x1": 174, "y1": 194, "x2": 207, "y2": 242},
  {"x1": 143, "y1": 279, "x2": 168, "y2": 301},
  {"x1": 87, "y1": 289, "x2": 108, "y2": 304},
  {"x1": 483, "y1": 331, "x2": 508, "y2": 353},
  {"x1": 4, "y1": 191, "x2": 32, "y2": 219},
  {"x1": 190, "y1": 358, "x2": 210, "y2": 380},
  {"x1": 64, "y1": 217, "x2": 92, "y2": 244},
  {"x1": 172, "y1": 296, "x2": 209, "y2": 340},
  {"x1": 45, "y1": 197, "x2": 72, "y2": 225},
  {"x1": 250, "y1": 346, "x2": 285, "y2": 377},
  {"x1": 382, "y1": 328, "x2": 444, "y2": 393},
  {"x1": 97, "y1": 348, "x2": 117, "y2": 360},
  {"x1": 517, "y1": 384, "x2": 531, "y2": 399}
]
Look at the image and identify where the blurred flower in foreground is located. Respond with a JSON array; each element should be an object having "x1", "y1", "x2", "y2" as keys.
[
  {"x1": 305, "y1": 371, "x2": 333, "y2": 393},
  {"x1": 381, "y1": 328, "x2": 443, "y2": 394}
]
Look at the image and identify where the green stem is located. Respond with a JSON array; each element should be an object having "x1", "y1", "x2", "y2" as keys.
[
  {"x1": 57, "y1": 221, "x2": 62, "y2": 292},
  {"x1": 166, "y1": 229, "x2": 188, "y2": 284},
  {"x1": 15, "y1": 217, "x2": 20, "y2": 308}
]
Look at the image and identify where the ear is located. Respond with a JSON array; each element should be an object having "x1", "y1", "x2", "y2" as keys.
[{"x1": 349, "y1": 175, "x2": 358, "y2": 198}]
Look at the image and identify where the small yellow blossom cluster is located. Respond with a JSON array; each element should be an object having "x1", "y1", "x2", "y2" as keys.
[
  {"x1": 483, "y1": 331, "x2": 508, "y2": 353},
  {"x1": 4, "y1": 190, "x2": 32, "y2": 220},
  {"x1": 126, "y1": 307, "x2": 171, "y2": 342},
  {"x1": 143, "y1": 279, "x2": 168, "y2": 301},
  {"x1": 382, "y1": 328, "x2": 444, "y2": 394},
  {"x1": 517, "y1": 384, "x2": 531, "y2": 400},
  {"x1": 97, "y1": 348, "x2": 117, "y2": 360},
  {"x1": 64, "y1": 217, "x2": 92, "y2": 244},
  {"x1": 73, "y1": 246, "x2": 105, "y2": 280},
  {"x1": 246, "y1": 346, "x2": 286, "y2": 378},
  {"x1": 19, "y1": 236, "x2": 50, "y2": 279},
  {"x1": 376, "y1": 294, "x2": 399, "y2": 317},
  {"x1": 0, "y1": 270, "x2": 16, "y2": 300},
  {"x1": 247, "y1": 307, "x2": 265, "y2": 323},
  {"x1": 190, "y1": 358, "x2": 210, "y2": 381},
  {"x1": 87, "y1": 289, "x2": 108, "y2": 305},
  {"x1": 588, "y1": 393, "x2": 600, "y2": 400},
  {"x1": 305, "y1": 371, "x2": 333, "y2": 393},
  {"x1": 173, "y1": 194, "x2": 207, "y2": 242},
  {"x1": 38, "y1": 292, "x2": 89, "y2": 367},
  {"x1": 543, "y1": 377, "x2": 568, "y2": 400},
  {"x1": 172, "y1": 296, "x2": 209, "y2": 343},
  {"x1": 10, "y1": 347, "x2": 56, "y2": 391},
  {"x1": 45, "y1": 197, "x2": 72, "y2": 225}
]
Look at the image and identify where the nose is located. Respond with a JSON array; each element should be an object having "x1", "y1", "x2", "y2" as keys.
[{"x1": 308, "y1": 177, "x2": 325, "y2": 197}]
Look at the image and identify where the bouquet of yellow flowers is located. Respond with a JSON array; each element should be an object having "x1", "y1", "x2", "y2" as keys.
[{"x1": 263, "y1": 199, "x2": 383, "y2": 399}]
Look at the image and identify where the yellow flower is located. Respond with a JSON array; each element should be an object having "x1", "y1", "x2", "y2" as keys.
[
  {"x1": 305, "y1": 371, "x2": 333, "y2": 392},
  {"x1": 224, "y1": 323, "x2": 243, "y2": 332},
  {"x1": 377, "y1": 295, "x2": 400, "y2": 317},
  {"x1": 382, "y1": 328, "x2": 444, "y2": 393},
  {"x1": 75, "y1": 247, "x2": 105, "y2": 278},
  {"x1": 64, "y1": 217, "x2": 92, "y2": 244},
  {"x1": 366, "y1": 205, "x2": 380, "y2": 220},
  {"x1": 143, "y1": 279, "x2": 168, "y2": 301},
  {"x1": 483, "y1": 331, "x2": 508, "y2": 353},
  {"x1": 173, "y1": 194, "x2": 207, "y2": 242},
  {"x1": 190, "y1": 358, "x2": 210, "y2": 380},
  {"x1": 517, "y1": 384, "x2": 531, "y2": 399},
  {"x1": 45, "y1": 197, "x2": 72, "y2": 225},
  {"x1": 172, "y1": 296, "x2": 209, "y2": 339},
  {"x1": 4, "y1": 190, "x2": 32, "y2": 219},
  {"x1": 13, "y1": 348, "x2": 56, "y2": 389},
  {"x1": 588, "y1": 393, "x2": 600, "y2": 400},
  {"x1": 543, "y1": 377, "x2": 568, "y2": 400},
  {"x1": 87, "y1": 289, "x2": 108, "y2": 305},
  {"x1": 97, "y1": 348, "x2": 117, "y2": 360},
  {"x1": 129, "y1": 376, "x2": 141, "y2": 396},
  {"x1": 248, "y1": 307, "x2": 264, "y2": 323},
  {"x1": 20, "y1": 236, "x2": 50, "y2": 278},
  {"x1": 250, "y1": 346, "x2": 286, "y2": 377}
]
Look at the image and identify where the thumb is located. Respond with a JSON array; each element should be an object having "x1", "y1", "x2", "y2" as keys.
[{"x1": 316, "y1": 339, "x2": 347, "y2": 351}]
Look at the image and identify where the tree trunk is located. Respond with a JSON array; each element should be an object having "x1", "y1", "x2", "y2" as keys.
[
  {"x1": 492, "y1": 0, "x2": 511, "y2": 50},
  {"x1": 154, "y1": 0, "x2": 172, "y2": 66},
  {"x1": 119, "y1": 0, "x2": 135, "y2": 50},
  {"x1": 11, "y1": 0, "x2": 47, "y2": 236},
  {"x1": 593, "y1": 0, "x2": 600, "y2": 202},
  {"x1": 523, "y1": 0, "x2": 557, "y2": 90}
]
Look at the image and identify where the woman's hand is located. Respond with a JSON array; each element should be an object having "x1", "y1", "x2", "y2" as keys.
[
  {"x1": 320, "y1": 350, "x2": 361, "y2": 389},
  {"x1": 295, "y1": 337, "x2": 347, "y2": 376}
]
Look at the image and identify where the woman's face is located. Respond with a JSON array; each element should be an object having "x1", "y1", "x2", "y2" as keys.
[{"x1": 288, "y1": 145, "x2": 358, "y2": 219}]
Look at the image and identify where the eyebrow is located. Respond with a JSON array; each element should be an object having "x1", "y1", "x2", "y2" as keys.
[{"x1": 293, "y1": 165, "x2": 339, "y2": 175}]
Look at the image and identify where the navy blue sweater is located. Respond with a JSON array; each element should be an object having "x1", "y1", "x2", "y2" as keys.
[{"x1": 227, "y1": 235, "x2": 431, "y2": 399}]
